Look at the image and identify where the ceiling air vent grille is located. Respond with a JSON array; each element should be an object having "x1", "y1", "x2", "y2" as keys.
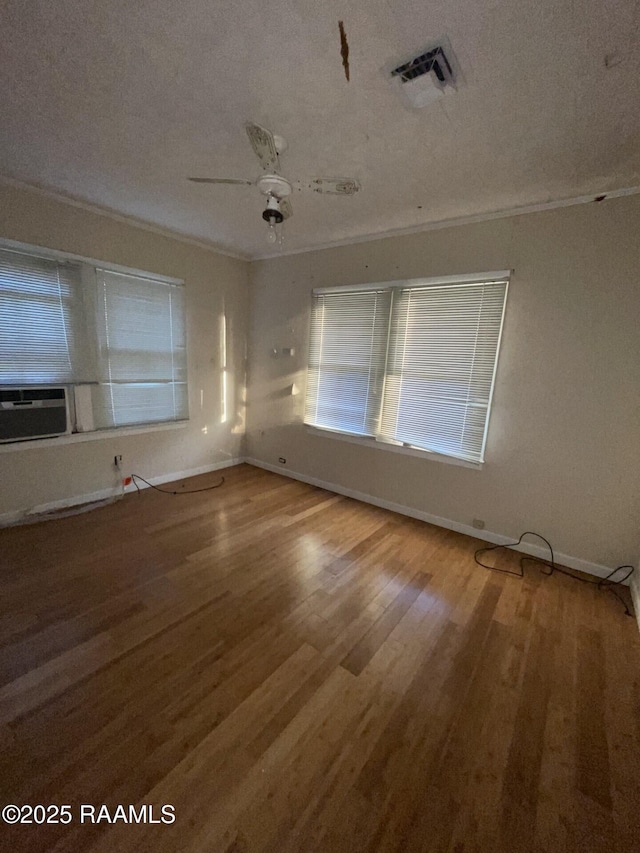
[
  {"x1": 388, "y1": 39, "x2": 458, "y2": 108},
  {"x1": 391, "y1": 46, "x2": 453, "y2": 84}
]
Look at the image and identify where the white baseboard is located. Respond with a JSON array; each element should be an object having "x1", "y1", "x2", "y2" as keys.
[
  {"x1": 0, "y1": 457, "x2": 244, "y2": 527},
  {"x1": 245, "y1": 457, "x2": 630, "y2": 585}
]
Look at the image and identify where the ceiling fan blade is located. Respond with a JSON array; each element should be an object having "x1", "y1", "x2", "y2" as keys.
[
  {"x1": 245, "y1": 122, "x2": 279, "y2": 171},
  {"x1": 188, "y1": 177, "x2": 253, "y2": 185},
  {"x1": 280, "y1": 197, "x2": 293, "y2": 220},
  {"x1": 298, "y1": 178, "x2": 361, "y2": 195}
]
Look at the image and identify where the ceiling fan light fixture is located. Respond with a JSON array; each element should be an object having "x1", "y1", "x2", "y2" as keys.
[
  {"x1": 262, "y1": 195, "x2": 284, "y2": 245},
  {"x1": 266, "y1": 225, "x2": 278, "y2": 244},
  {"x1": 262, "y1": 195, "x2": 284, "y2": 225}
]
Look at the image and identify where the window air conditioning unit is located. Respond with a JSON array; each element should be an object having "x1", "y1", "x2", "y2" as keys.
[{"x1": 0, "y1": 387, "x2": 70, "y2": 443}]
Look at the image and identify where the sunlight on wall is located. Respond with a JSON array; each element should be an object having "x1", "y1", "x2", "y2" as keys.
[{"x1": 220, "y1": 310, "x2": 228, "y2": 424}]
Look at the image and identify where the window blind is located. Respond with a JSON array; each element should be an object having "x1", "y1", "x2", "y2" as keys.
[
  {"x1": 0, "y1": 246, "x2": 89, "y2": 385},
  {"x1": 92, "y1": 269, "x2": 188, "y2": 428},
  {"x1": 304, "y1": 289, "x2": 391, "y2": 436},
  {"x1": 305, "y1": 275, "x2": 508, "y2": 464},
  {"x1": 380, "y1": 280, "x2": 507, "y2": 462}
]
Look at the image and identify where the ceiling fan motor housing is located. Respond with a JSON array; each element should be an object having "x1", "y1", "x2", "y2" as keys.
[{"x1": 257, "y1": 174, "x2": 292, "y2": 198}]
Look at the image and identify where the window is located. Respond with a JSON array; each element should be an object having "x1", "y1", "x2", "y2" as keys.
[
  {"x1": 306, "y1": 289, "x2": 391, "y2": 436},
  {"x1": 0, "y1": 247, "x2": 90, "y2": 385},
  {"x1": 305, "y1": 273, "x2": 508, "y2": 464},
  {"x1": 92, "y1": 269, "x2": 187, "y2": 428},
  {"x1": 0, "y1": 241, "x2": 188, "y2": 434}
]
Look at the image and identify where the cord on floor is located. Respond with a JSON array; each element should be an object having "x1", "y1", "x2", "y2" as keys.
[
  {"x1": 131, "y1": 473, "x2": 225, "y2": 496},
  {"x1": 474, "y1": 532, "x2": 635, "y2": 616}
]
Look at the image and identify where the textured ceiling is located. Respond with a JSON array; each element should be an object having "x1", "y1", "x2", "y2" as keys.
[{"x1": 1, "y1": 0, "x2": 639, "y2": 258}]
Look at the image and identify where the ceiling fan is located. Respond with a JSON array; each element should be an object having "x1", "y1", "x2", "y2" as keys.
[{"x1": 188, "y1": 122, "x2": 361, "y2": 244}]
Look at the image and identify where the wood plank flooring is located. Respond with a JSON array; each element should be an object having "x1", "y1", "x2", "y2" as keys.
[{"x1": 0, "y1": 463, "x2": 639, "y2": 852}]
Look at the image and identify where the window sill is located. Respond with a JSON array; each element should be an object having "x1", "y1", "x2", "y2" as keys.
[
  {"x1": 306, "y1": 426, "x2": 482, "y2": 470},
  {"x1": 0, "y1": 420, "x2": 189, "y2": 453}
]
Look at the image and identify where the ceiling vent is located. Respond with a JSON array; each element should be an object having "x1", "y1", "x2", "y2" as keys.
[{"x1": 388, "y1": 38, "x2": 459, "y2": 109}]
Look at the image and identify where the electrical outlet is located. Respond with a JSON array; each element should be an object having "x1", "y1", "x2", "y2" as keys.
[
  {"x1": 472, "y1": 518, "x2": 485, "y2": 530},
  {"x1": 114, "y1": 454, "x2": 123, "y2": 469},
  {"x1": 278, "y1": 457, "x2": 286, "y2": 464}
]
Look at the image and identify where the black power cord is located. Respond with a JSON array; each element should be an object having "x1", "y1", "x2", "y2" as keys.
[
  {"x1": 474, "y1": 532, "x2": 635, "y2": 616},
  {"x1": 131, "y1": 473, "x2": 225, "y2": 496}
]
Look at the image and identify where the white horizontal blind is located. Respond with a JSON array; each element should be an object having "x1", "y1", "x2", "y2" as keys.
[
  {"x1": 305, "y1": 289, "x2": 391, "y2": 436},
  {"x1": 92, "y1": 270, "x2": 188, "y2": 428},
  {"x1": 0, "y1": 246, "x2": 89, "y2": 384},
  {"x1": 380, "y1": 280, "x2": 507, "y2": 462}
]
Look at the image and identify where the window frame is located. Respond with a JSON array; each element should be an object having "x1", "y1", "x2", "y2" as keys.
[
  {"x1": 304, "y1": 271, "x2": 510, "y2": 467},
  {"x1": 0, "y1": 237, "x2": 188, "y2": 441}
]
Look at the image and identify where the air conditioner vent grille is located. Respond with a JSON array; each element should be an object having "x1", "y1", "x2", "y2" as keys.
[{"x1": 391, "y1": 45, "x2": 453, "y2": 84}]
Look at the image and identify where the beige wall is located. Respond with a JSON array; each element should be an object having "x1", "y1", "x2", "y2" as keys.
[
  {"x1": 0, "y1": 184, "x2": 249, "y2": 517},
  {"x1": 246, "y1": 194, "x2": 640, "y2": 569}
]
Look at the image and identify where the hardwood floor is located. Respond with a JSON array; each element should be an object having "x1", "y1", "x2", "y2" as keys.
[{"x1": 0, "y1": 463, "x2": 639, "y2": 852}]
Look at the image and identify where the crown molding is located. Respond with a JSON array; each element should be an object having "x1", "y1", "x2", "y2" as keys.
[
  {"x1": 0, "y1": 175, "x2": 249, "y2": 262},
  {"x1": 3, "y1": 174, "x2": 638, "y2": 264},
  {"x1": 251, "y1": 185, "x2": 640, "y2": 261}
]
